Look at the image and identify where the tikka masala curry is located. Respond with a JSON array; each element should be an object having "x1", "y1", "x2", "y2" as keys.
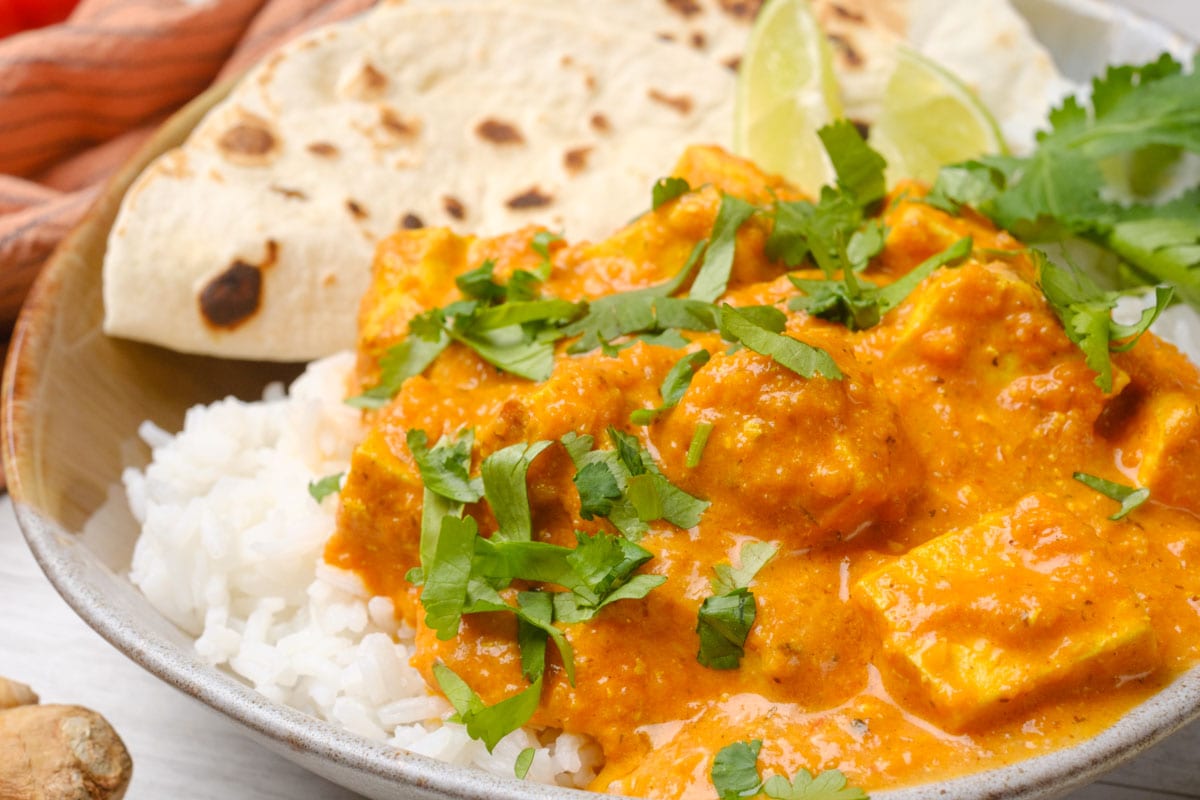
[{"x1": 324, "y1": 145, "x2": 1200, "y2": 797}]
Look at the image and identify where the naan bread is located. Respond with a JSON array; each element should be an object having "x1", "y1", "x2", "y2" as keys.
[
  {"x1": 104, "y1": 0, "x2": 1067, "y2": 362},
  {"x1": 103, "y1": 2, "x2": 741, "y2": 362}
]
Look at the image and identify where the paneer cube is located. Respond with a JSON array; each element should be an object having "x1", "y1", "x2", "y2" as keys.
[
  {"x1": 854, "y1": 493, "x2": 1158, "y2": 731},
  {"x1": 1125, "y1": 392, "x2": 1200, "y2": 512}
]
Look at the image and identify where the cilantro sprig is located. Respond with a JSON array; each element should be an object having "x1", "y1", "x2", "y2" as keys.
[
  {"x1": 927, "y1": 54, "x2": 1200, "y2": 313},
  {"x1": 697, "y1": 542, "x2": 777, "y2": 670},
  {"x1": 1073, "y1": 472, "x2": 1150, "y2": 520},
  {"x1": 712, "y1": 740, "x2": 868, "y2": 800}
]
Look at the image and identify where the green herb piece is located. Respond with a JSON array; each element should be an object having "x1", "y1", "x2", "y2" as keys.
[
  {"x1": 1038, "y1": 254, "x2": 1172, "y2": 391},
  {"x1": 653, "y1": 176, "x2": 693, "y2": 210},
  {"x1": 929, "y1": 54, "x2": 1200, "y2": 309},
  {"x1": 564, "y1": 241, "x2": 712, "y2": 353},
  {"x1": 690, "y1": 196, "x2": 759, "y2": 302},
  {"x1": 407, "y1": 429, "x2": 483, "y2": 504},
  {"x1": 761, "y1": 769, "x2": 869, "y2": 800},
  {"x1": 788, "y1": 236, "x2": 973, "y2": 331},
  {"x1": 711, "y1": 542, "x2": 778, "y2": 595},
  {"x1": 514, "y1": 747, "x2": 536, "y2": 779},
  {"x1": 1073, "y1": 472, "x2": 1151, "y2": 520},
  {"x1": 686, "y1": 422, "x2": 714, "y2": 468},
  {"x1": 712, "y1": 740, "x2": 870, "y2": 800},
  {"x1": 562, "y1": 430, "x2": 710, "y2": 537},
  {"x1": 456, "y1": 259, "x2": 506, "y2": 302},
  {"x1": 345, "y1": 327, "x2": 450, "y2": 409},
  {"x1": 819, "y1": 120, "x2": 887, "y2": 207},
  {"x1": 421, "y1": 515, "x2": 478, "y2": 640},
  {"x1": 697, "y1": 588, "x2": 756, "y2": 670},
  {"x1": 531, "y1": 230, "x2": 562, "y2": 265},
  {"x1": 574, "y1": 460, "x2": 623, "y2": 520},
  {"x1": 433, "y1": 663, "x2": 543, "y2": 752},
  {"x1": 631, "y1": 349, "x2": 712, "y2": 425},
  {"x1": 516, "y1": 591, "x2": 553, "y2": 681},
  {"x1": 711, "y1": 740, "x2": 763, "y2": 800},
  {"x1": 307, "y1": 471, "x2": 344, "y2": 503},
  {"x1": 719, "y1": 305, "x2": 843, "y2": 380},
  {"x1": 481, "y1": 441, "x2": 553, "y2": 542}
]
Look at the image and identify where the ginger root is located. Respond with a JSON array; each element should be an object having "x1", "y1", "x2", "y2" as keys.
[{"x1": 0, "y1": 678, "x2": 132, "y2": 800}]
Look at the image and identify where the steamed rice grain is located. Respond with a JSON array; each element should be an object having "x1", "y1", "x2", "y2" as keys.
[{"x1": 124, "y1": 352, "x2": 600, "y2": 787}]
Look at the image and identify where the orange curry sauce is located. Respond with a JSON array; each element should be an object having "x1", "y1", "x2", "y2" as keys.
[{"x1": 324, "y1": 146, "x2": 1200, "y2": 797}]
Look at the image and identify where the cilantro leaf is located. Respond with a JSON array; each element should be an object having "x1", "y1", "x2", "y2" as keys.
[
  {"x1": 631, "y1": 349, "x2": 711, "y2": 425},
  {"x1": 819, "y1": 120, "x2": 887, "y2": 207},
  {"x1": 1037, "y1": 254, "x2": 1173, "y2": 391},
  {"x1": 761, "y1": 769, "x2": 869, "y2": 800},
  {"x1": 407, "y1": 429, "x2": 483, "y2": 504},
  {"x1": 789, "y1": 237, "x2": 973, "y2": 331},
  {"x1": 686, "y1": 422, "x2": 714, "y2": 468},
  {"x1": 481, "y1": 441, "x2": 553, "y2": 542},
  {"x1": 456, "y1": 259, "x2": 506, "y2": 302},
  {"x1": 574, "y1": 461, "x2": 623, "y2": 519},
  {"x1": 514, "y1": 747, "x2": 536, "y2": 779},
  {"x1": 1073, "y1": 472, "x2": 1151, "y2": 520},
  {"x1": 421, "y1": 514, "x2": 478, "y2": 640},
  {"x1": 712, "y1": 541, "x2": 779, "y2": 595},
  {"x1": 654, "y1": 176, "x2": 693, "y2": 210},
  {"x1": 719, "y1": 305, "x2": 843, "y2": 380},
  {"x1": 564, "y1": 241, "x2": 711, "y2": 353},
  {"x1": 689, "y1": 196, "x2": 759, "y2": 302},
  {"x1": 345, "y1": 328, "x2": 450, "y2": 409},
  {"x1": 433, "y1": 663, "x2": 543, "y2": 752},
  {"x1": 307, "y1": 471, "x2": 344, "y2": 503},
  {"x1": 711, "y1": 740, "x2": 763, "y2": 800},
  {"x1": 697, "y1": 587, "x2": 756, "y2": 669}
]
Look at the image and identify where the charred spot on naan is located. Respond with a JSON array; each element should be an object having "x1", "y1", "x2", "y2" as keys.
[
  {"x1": 306, "y1": 141, "x2": 340, "y2": 159},
  {"x1": 340, "y1": 60, "x2": 390, "y2": 101},
  {"x1": 475, "y1": 118, "x2": 526, "y2": 146},
  {"x1": 506, "y1": 187, "x2": 554, "y2": 210},
  {"x1": 198, "y1": 241, "x2": 278, "y2": 330},
  {"x1": 216, "y1": 113, "x2": 280, "y2": 168},
  {"x1": 564, "y1": 146, "x2": 593, "y2": 174}
]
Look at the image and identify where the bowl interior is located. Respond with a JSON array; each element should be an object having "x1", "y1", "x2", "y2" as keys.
[{"x1": 3, "y1": 3, "x2": 1199, "y2": 800}]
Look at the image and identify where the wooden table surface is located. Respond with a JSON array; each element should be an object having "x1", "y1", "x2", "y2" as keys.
[{"x1": 4, "y1": 1, "x2": 1199, "y2": 798}]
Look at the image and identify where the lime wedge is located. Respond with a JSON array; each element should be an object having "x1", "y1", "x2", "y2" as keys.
[
  {"x1": 869, "y1": 47, "x2": 1006, "y2": 185},
  {"x1": 734, "y1": 0, "x2": 842, "y2": 195}
]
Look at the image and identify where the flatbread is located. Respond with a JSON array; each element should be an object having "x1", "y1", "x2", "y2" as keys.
[
  {"x1": 103, "y1": 2, "x2": 740, "y2": 362},
  {"x1": 104, "y1": 0, "x2": 1068, "y2": 363}
]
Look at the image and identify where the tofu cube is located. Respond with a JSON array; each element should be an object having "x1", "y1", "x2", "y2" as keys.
[{"x1": 854, "y1": 493, "x2": 1158, "y2": 731}]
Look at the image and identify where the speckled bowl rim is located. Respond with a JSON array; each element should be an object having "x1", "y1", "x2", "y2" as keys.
[{"x1": 4, "y1": 2, "x2": 1198, "y2": 799}]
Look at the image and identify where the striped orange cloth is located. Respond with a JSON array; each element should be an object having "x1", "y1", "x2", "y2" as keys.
[{"x1": 0, "y1": 0, "x2": 375, "y2": 333}]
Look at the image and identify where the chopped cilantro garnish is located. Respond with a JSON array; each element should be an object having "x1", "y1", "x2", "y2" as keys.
[
  {"x1": 928, "y1": 54, "x2": 1200, "y2": 311},
  {"x1": 407, "y1": 429, "x2": 483, "y2": 504},
  {"x1": 1038, "y1": 254, "x2": 1172, "y2": 392},
  {"x1": 819, "y1": 119, "x2": 887, "y2": 207},
  {"x1": 719, "y1": 305, "x2": 843, "y2": 380},
  {"x1": 686, "y1": 422, "x2": 714, "y2": 468},
  {"x1": 421, "y1": 514, "x2": 478, "y2": 640},
  {"x1": 482, "y1": 441, "x2": 553, "y2": 542},
  {"x1": 345, "y1": 327, "x2": 449, "y2": 409},
  {"x1": 788, "y1": 236, "x2": 973, "y2": 331},
  {"x1": 514, "y1": 747, "x2": 536, "y2": 779},
  {"x1": 696, "y1": 589, "x2": 757, "y2": 670},
  {"x1": 456, "y1": 259, "x2": 506, "y2": 302},
  {"x1": 1073, "y1": 472, "x2": 1151, "y2": 520},
  {"x1": 712, "y1": 740, "x2": 763, "y2": 800},
  {"x1": 712, "y1": 740, "x2": 870, "y2": 800},
  {"x1": 711, "y1": 541, "x2": 778, "y2": 596},
  {"x1": 653, "y1": 176, "x2": 693, "y2": 210},
  {"x1": 433, "y1": 663, "x2": 543, "y2": 752},
  {"x1": 689, "y1": 196, "x2": 759, "y2": 302},
  {"x1": 697, "y1": 542, "x2": 776, "y2": 670},
  {"x1": 631, "y1": 349, "x2": 711, "y2": 425},
  {"x1": 306, "y1": 471, "x2": 344, "y2": 503}
]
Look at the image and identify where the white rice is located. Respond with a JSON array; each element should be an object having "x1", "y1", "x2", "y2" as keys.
[{"x1": 124, "y1": 352, "x2": 600, "y2": 787}]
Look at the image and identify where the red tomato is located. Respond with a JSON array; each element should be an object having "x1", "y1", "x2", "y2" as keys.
[{"x1": 0, "y1": 0, "x2": 79, "y2": 34}]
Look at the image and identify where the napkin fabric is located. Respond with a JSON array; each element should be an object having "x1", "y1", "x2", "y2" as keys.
[{"x1": 0, "y1": 0, "x2": 375, "y2": 335}]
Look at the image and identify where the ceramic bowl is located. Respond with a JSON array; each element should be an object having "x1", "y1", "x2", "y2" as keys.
[{"x1": 4, "y1": 2, "x2": 1198, "y2": 799}]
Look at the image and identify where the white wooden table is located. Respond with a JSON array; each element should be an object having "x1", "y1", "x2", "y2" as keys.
[{"x1": 4, "y1": 1, "x2": 1199, "y2": 797}]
